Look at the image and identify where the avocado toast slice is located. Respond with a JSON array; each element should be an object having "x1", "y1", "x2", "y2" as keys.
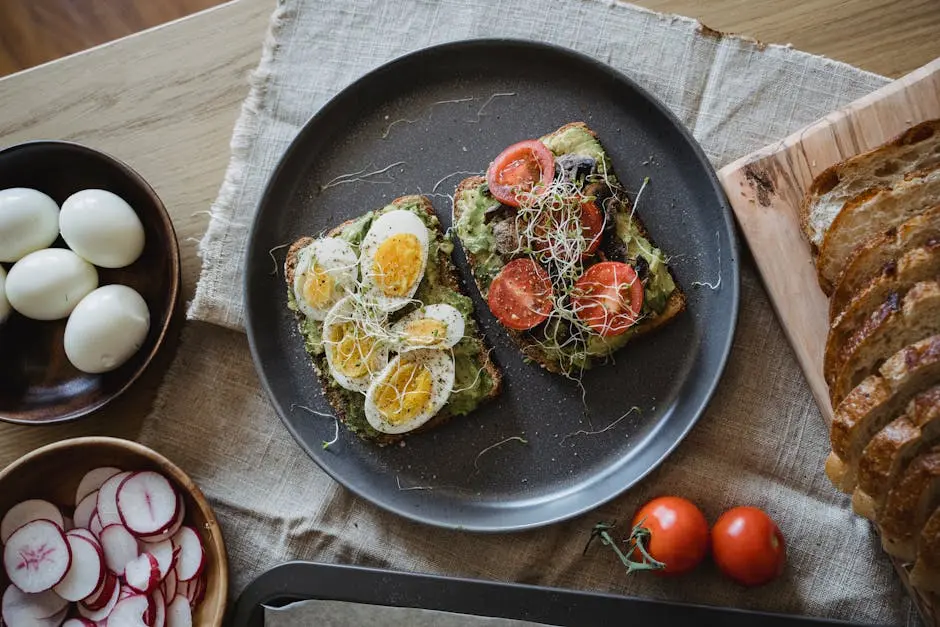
[
  {"x1": 286, "y1": 195, "x2": 501, "y2": 445},
  {"x1": 453, "y1": 122, "x2": 685, "y2": 375}
]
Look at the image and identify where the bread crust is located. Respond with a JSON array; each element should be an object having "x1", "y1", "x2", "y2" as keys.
[
  {"x1": 452, "y1": 123, "x2": 686, "y2": 374},
  {"x1": 285, "y1": 195, "x2": 501, "y2": 445},
  {"x1": 880, "y1": 445, "x2": 940, "y2": 560}
]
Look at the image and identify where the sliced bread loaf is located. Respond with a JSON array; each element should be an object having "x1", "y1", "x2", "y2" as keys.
[
  {"x1": 910, "y1": 504, "x2": 940, "y2": 593},
  {"x1": 880, "y1": 445, "x2": 940, "y2": 560}
]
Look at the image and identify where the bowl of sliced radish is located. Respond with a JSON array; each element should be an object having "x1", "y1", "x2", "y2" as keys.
[{"x1": 0, "y1": 437, "x2": 227, "y2": 626}]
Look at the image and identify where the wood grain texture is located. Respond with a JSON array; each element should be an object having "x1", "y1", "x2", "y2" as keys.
[
  {"x1": 0, "y1": 0, "x2": 225, "y2": 76},
  {"x1": 718, "y1": 57, "x2": 940, "y2": 626}
]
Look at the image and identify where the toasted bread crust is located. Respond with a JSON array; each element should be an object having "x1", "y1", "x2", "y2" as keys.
[
  {"x1": 285, "y1": 195, "x2": 501, "y2": 445},
  {"x1": 880, "y1": 445, "x2": 940, "y2": 560},
  {"x1": 452, "y1": 125, "x2": 686, "y2": 374}
]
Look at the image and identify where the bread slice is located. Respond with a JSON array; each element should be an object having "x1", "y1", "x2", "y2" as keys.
[
  {"x1": 285, "y1": 195, "x2": 501, "y2": 445},
  {"x1": 814, "y1": 166, "x2": 940, "y2": 293},
  {"x1": 830, "y1": 206, "x2": 940, "y2": 319},
  {"x1": 853, "y1": 385, "x2": 940, "y2": 520},
  {"x1": 801, "y1": 120, "x2": 940, "y2": 251},
  {"x1": 452, "y1": 122, "x2": 686, "y2": 374},
  {"x1": 911, "y1": 504, "x2": 940, "y2": 593},
  {"x1": 826, "y1": 335, "x2": 940, "y2": 492},
  {"x1": 829, "y1": 281, "x2": 940, "y2": 404},
  {"x1": 880, "y1": 445, "x2": 940, "y2": 560},
  {"x1": 824, "y1": 243, "x2": 940, "y2": 384}
]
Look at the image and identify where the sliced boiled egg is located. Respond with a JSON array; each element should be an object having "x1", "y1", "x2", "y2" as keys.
[
  {"x1": 292, "y1": 237, "x2": 358, "y2": 320},
  {"x1": 364, "y1": 349, "x2": 455, "y2": 434},
  {"x1": 322, "y1": 296, "x2": 389, "y2": 392},
  {"x1": 390, "y1": 303, "x2": 465, "y2": 351},
  {"x1": 0, "y1": 188, "x2": 60, "y2": 263},
  {"x1": 359, "y1": 210, "x2": 429, "y2": 311}
]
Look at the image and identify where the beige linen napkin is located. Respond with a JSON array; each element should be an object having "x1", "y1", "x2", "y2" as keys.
[{"x1": 140, "y1": 0, "x2": 917, "y2": 623}]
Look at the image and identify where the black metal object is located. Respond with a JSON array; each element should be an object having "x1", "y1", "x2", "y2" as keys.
[
  {"x1": 244, "y1": 39, "x2": 740, "y2": 531},
  {"x1": 232, "y1": 562, "x2": 862, "y2": 627}
]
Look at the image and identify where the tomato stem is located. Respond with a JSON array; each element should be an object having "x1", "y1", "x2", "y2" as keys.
[{"x1": 586, "y1": 521, "x2": 666, "y2": 574}]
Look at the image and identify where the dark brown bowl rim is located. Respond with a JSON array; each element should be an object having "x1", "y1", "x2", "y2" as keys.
[{"x1": 0, "y1": 140, "x2": 181, "y2": 425}]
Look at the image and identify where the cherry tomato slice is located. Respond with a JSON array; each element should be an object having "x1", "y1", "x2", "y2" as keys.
[
  {"x1": 711, "y1": 507, "x2": 786, "y2": 587},
  {"x1": 532, "y1": 200, "x2": 605, "y2": 259},
  {"x1": 486, "y1": 140, "x2": 555, "y2": 208},
  {"x1": 631, "y1": 496, "x2": 709, "y2": 576},
  {"x1": 572, "y1": 261, "x2": 643, "y2": 336},
  {"x1": 579, "y1": 200, "x2": 604, "y2": 257},
  {"x1": 487, "y1": 258, "x2": 553, "y2": 331}
]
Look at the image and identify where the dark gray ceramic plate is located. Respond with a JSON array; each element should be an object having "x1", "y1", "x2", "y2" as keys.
[{"x1": 244, "y1": 40, "x2": 739, "y2": 531}]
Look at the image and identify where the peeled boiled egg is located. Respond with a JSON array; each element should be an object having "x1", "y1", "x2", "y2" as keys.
[
  {"x1": 292, "y1": 237, "x2": 358, "y2": 320},
  {"x1": 359, "y1": 210, "x2": 429, "y2": 311},
  {"x1": 0, "y1": 188, "x2": 60, "y2": 263},
  {"x1": 0, "y1": 267, "x2": 10, "y2": 324},
  {"x1": 322, "y1": 296, "x2": 389, "y2": 392},
  {"x1": 5, "y1": 249, "x2": 98, "y2": 320},
  {"x1": 390, "y1": 303, "x2": 466, "y2": 351},
  {"x1": 364, "y1": 349, "x2": 455, "y2": 434},
  {"x1": 60, "y1": 189, "x2": 145, "y2": 268},
  {"x1": 64, "y1": 285, "x2": 150, "y2": 374}
]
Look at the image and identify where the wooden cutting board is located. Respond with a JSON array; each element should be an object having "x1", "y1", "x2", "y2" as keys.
[{"x1": 717, "y1": 57, "x2": 940, "y2": 625}]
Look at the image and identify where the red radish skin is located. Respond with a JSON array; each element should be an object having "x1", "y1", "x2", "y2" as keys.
[
  {"x1": 82, "y1": 572, "x2": 117, "y2": 611},
  {"x1": 67, "y1": 529, "x2": 99, "y2": 548},
  {"x1": 151, "y1": 588, "x2": 167, "y2": 627},
  {"x1": 117, "y1": 472, "x2": 179, "y2": 538},
  {"x1": 138, "y1": 496, "x2": 185, "y2": 545},
  {"x1": 63, "y1": 619, "x2": 97, "y2": 627},
  {"x1": 88, "y1": 513, "x2": 103, "y2": 539},
  {"x1": 3, "y1": 519, "x2": 71, "y2": 593},
  {"x1": 165, "y1": 594, "x2": 192, "y2": 627},
  {"x1": 78, "y1": 577, "x2": 121, "y2": 623},
  {"x1": 53, "y1": 534, "x2": 104, "y2": 602},
  {"x1": 1, "y1": 501, "x2": 64, "y2": 545},
  {"x1": 75, "y1": 467, "x2": 122, "y2": 505},
  {"x1": 95, "y1": 471, "x2": 133, "y2": 528},
  {"x1": 108, "y1": 594, "x2": 153, "y2": 627},
  {"x1": 142, "y1": 540, "x2": 174, "y2": 581},
  {"x1": 125, "y1": 553, "x2": 160, "y2": 594},
  {"x1": 190, "y1": 576, "x2": 206, "y2": 608},
  {"x1": 2, "y1": 585, "x2": 69, "y2": 625},
  {"x1": 73, "y1": 492, "x2": 98, "y2": 531},
  {"x1": 161, "y1": 569, "x2": 177, "y2": 601},
  {"x1": 99, "y1": 525, "x2": 138, "y2": 576},
  {"x1": 170, "y1": 528, "x2": 203, "y2": 582}
]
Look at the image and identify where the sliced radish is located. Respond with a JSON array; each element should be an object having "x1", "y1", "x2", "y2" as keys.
[
  {"x1": 78, "y1": 576, "x2": 120, "y2": 622},
  {"x1": 89, "y1": 513, "x2": 103, "y2": 539},
  {"x1": 3, "y1": 519, "x2": 71, "y2": 593},
  {"x1": 1, "y1": 500, "x2": 64, "y2": 544},
  {"x1": 125, "y1": 553, "x2": 160, "y2": 594},
  {"x1": 189, "y1": 576, "x2": 205, "y2": 608},
  {"x1": 75, "y1": 467, "x2": 122, "y2": 505},
  {"x1": 99, "y1": 525, "x2": 138, "y2": 576},
  {"x1": 96, "y1": 471, "x2": 133, "y2": 528},
  {"x1": 67, "y1": 528, "x2": 99, "y2": 547},
  {"x1": 161, "y1": 569, "x2": 177, "y2": 601},
  {"x1": 53, "y1": 534, "x2": 104, "y2": 601},
  {"x1": 138, "y1": 496, "x2": 185, "y2": 545},
  {"x1": 151, "y1": 588, "x2": 167, "y2": 627},
  {"x1": 73, "y1": 492, "x2": 98, "y2": 531},
  {"x1": 108, "y1": 594, "x2": 152, "y2": 627},
  {"x1": 2, "y1": 585, "x2": 69, "y2": 625},
  {"x1": 83, "y1": 572, "x2": 117, "y2": 611},
  {"x1": 165, "y1": 595, "x2": 191, "y2": 627},
  {"x1": 141, "y1": 539, "x2": 174, "y2": 581},
  {"x1": 63, "y1": 619, "x2": 97, "y2": 627},
  {"x1": 169, "y1": 528, "x2": 203, "y2": 582},
  {"x1": 117, "y1": 472, "x2": 178, "y2": 538}
]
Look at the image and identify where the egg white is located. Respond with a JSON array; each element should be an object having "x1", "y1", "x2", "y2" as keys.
[
  {"x1": 364, "y1": 349, "x2": 455, "y2": 435},
  {"x1": 390, "y1": 303, "x2": 465, "y2": 352},
  {"x1": 0, "y1": 188, "x2": 60, "y2": 263},
  {"x1": 293, "y1": 237, "x2": 358, "y2": 320},
  {"x1": 5, "y1": 249, "x2": 98, "y2": 321},
  {"x1": 359, "y1": 210, "x2": 429, "y2": 312},
  {"x1": 322, "y1": 296, "x2": 389, "y2": 393},
  {"x1": 0, "y1": 267, "x2": 10, "y2": 324},
  {"x1": 59, "y1": 189, "x2": 145, "y2": 268}
]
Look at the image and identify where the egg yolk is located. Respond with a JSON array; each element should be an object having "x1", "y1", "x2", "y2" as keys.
[
  {"x1": 372, "y1": 233, "x2": 423, "y2": 297},
  {"x1": 374, "y1": 362, "x2": 433, "y2": 424},
  {"x1": 403, "y1": 318, "x2": 448, "y2": 346},
  {"x1": 329, "y1": 322, "x2": 380, "y2": 378},
  {"x1": 302, "y1": 264, "x2": 335, "y2": 309}
]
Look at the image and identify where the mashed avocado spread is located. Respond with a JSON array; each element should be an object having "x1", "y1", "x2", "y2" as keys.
[{"x1": 288, "y1": 199, "x2": 494, "y2": 439}]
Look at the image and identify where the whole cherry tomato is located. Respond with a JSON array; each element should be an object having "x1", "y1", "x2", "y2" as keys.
[
  {"x1": 711, "y1": 506, "x2": 786, "y2": 586},
  {"x1": 630, "y1": 496, "x2": 710, "y2": 576}
]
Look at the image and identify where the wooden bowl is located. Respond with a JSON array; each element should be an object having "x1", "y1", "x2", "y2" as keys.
[
  {"x1": 0, "y1": 141, "x2": 180, "y2": 424},
  {"x1": 0, "y1": 437, "x2": 228, "y2": 625}
]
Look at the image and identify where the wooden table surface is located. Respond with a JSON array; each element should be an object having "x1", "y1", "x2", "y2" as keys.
[{"x1": 0, "y1": 0, "x2": 938, "y2": 467}]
